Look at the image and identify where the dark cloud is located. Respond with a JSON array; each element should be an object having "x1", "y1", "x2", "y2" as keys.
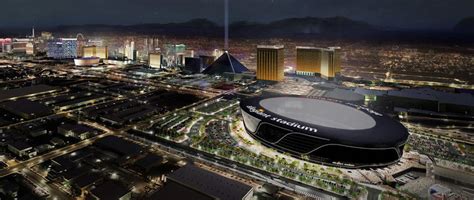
[{"x1": 0, "y1": 0, "x2": 472, "y2": 29}]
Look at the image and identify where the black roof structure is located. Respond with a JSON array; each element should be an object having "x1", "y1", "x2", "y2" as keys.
[
  {"x1": 148, "y1": 181, "x2": 214, "y2": 200},
  {"x1": 240, "y1": 95, "x2": 410, "y2": 168},
  {"x1": 241, "y1": 96, "x2": 409, "y2": 148},
  {"x1": 202, "y1": 52, "x2": 248, "y2": 74},
  {"x1": 1, "y1": 99, "x2": 53, "y2": 119},
  {"x1": 94, "y1": 136, "x2": 142, "y2": 157},
  {"x1": 0, "y1": 84, "x2": 59, "y2": 102},
  {"x1": 167, "y1": 164, "x2": 253, "y2": 200},
  {"x1": 90, "y1": 180, "x2": 130, "y2": 200}
]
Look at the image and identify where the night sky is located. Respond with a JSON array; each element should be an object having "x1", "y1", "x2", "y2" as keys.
[{"x1": 1, "y1": 0, "x2": 473, "y2": 29}]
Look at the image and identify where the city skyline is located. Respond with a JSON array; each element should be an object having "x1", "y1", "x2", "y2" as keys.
[{"x1": 0, "y1": 1, "x2": 473, "y2": 200}]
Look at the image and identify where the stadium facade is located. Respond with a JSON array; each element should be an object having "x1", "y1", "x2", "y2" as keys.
[{"x1": 240, "y1": 96, "x2": 409, "y2": 168}]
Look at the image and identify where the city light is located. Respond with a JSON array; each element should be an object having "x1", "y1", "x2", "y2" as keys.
[{"x1": 0, "y1": 1, "x2": 471, "y2": 200}]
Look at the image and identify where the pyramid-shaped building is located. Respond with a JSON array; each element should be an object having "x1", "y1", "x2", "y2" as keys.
[{"x1": 202, "y1": 52, "x2": 249, "y2": 74}]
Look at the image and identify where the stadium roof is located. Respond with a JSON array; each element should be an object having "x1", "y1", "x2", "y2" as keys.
[
  {"x1": 202, "y1": 52, "x2": 248, "y2": 74},
  {"x1": 260, "y1": 97, "x2": 376, "y2": 130},
  {"x1": 241, "y1": 95, "x2": 409, "y2": 148}
]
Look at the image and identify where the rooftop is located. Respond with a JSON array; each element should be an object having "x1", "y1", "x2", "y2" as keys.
[
  {"x1": 388, "y1": 88, "x2": 474, "y2": 106},
  {"x1": 58, "y1": 123, "x2": 96, "y2": 134},
  {"x1": 90, "y1": 180, "x2": 130, "y2": 200},
  {"x1": 260, "y1": 97, "x2": 376, "y2": 130},
  {"x1": 94, "y1": 136, "x2": 142, "y2": 157},
  {"x1": 149, "y1": 181, "x2": 213, "y2": 200},
  {"x1": 257, "y1": 45, "x2": 284, "y2": 49},
  {"x1": 168, "y1": 164, "x2": 252, "y2": 200},
  {"x1": 296, "y1": 46, "x2": 338, "y2": 51},
  {"x1": 7, "y1": 141, "x2": 31, "y2": 150},
  {"x1": 134, "y1": 154, "x2": 163, "y2": 170},
  {"x1": 323, "y1": 88, "x2": 365, "y2": 102},
  {"x1": 75, "y1": 57, "x2": 100, "y2": 60},
  {"x1": 0, "y1": 84, "x2": 59, "y2": 102},
  {"x1": 1, "y1": 99, "x2": 53, "y2": 119},
  {"x1": 72, "y1": 172, "x2": 102, "y2": 189}
]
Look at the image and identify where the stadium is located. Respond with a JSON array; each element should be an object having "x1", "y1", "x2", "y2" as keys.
[{"x1": 240, "y1": 96, "x2": 409, "y2": 168}]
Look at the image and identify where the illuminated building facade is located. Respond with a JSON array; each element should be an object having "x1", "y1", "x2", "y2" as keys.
[
  {"x1": 257, "y1": 45, "x2": 284, "y2": 81},
  {"x1": 83, "y1": 46, "x2": 108, "y2": 59},
  {"x1": 11, "y1": 38, "x2": 35, "y2": 55},
  {"x1": 148, "y1": 53, "x2": 162, "y2": 68},
  {"x1": 0, "y1": 38, "x2": 12, "y2": 53},
  {"x1": 47, "y1": 38, "x2": 78, "y2": 59},
  {"x1": 125, "y1": 40, "x2": 136, "y2": 61},
  {"x1": 163, "y1": 44, "x2": 188, "y2": 67},
  {"x1": 76, "y1": 34, "x2": 86, "y2": 57},
  {"x1": 296, "y1": 46, "x2": 322, "y2": 76},
  {"x1": 321, "y1": 47, "x2": 341, "y2": 80},
  {"x1": 144, "y1": 37, "x2": 160, "y2": 54},
  {"x1": 296, "y1": 46, "x2": 341, "y2": 80},
  {"x1": 74, "y1": 57, "x2": 100, "y2": 66}
]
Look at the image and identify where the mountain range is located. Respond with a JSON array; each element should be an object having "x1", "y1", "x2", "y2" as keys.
[
  {"x1": 1, "y1": 16, "x2": 473, "y2": 42},
  {"x1": 43, "y1": 16, "x2": 377, "y2": 37},
  {"x1": 453, "y1": 17, "x2": 474, "y2": 33}
]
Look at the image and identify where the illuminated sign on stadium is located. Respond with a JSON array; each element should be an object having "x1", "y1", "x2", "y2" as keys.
[{"x1": 246, "y1": 105, "x2": 318, "y2": 133}]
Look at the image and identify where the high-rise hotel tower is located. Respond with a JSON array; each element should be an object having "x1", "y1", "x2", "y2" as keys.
[
  {"x1": 257, "y1": 45, "x2": 285, "y2": 81},
  {"x1": 296, "y1": 46, "x2": 341, "y2": 80}
]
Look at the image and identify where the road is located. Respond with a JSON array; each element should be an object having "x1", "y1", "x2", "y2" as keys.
[{"x1": 23, "y1": 168, "x2": 71, "y2": 200}]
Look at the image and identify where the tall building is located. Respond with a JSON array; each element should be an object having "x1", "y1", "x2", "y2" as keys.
[
  {"x1": 145, "y1": 37, "x2": 160, "y2": 53},
  {"x1": 125, "y1": 40, "x2": 136, "y2": 61},
  {"x1": 296, "y1": 46, "x2": 322, "y2": 76},
  {"x1": 47, "y1": 38, "x2": 78, "y2": 59},
  {"x1": 0, "y1": 38, "x2": 12, "y2": 53},
  {"x1": 257, "y1": 45, "x2": 284, "y2": 81},
  {"x1": 11, "y1": 38, "x2": 35, "y2": 55},
  {"x1": 76, "y1": 34, "x2": 86, "y2": 57},
  {"x1": 25, "y1": 43, "x2": 35, "y2": 55},
  {"x1": 148, "y1": 53, "x2": 161, "y2": 68},
  {"x1": 331, "y1": 47, "x2": 342, "y2": 77},
  {"x1": 296, "y1": 46, "x2": 341, "y2": 80},
  {"x1": 184, "y1": 57, "x2": 202, "y2": 73},
  {"x1": 83, "y1": 46, "x2": 108, "y2": 59},
  {"x1": 321, "y1": 47, "x2": 341, "y2": 80},
  {"x1": 163, "y1": 44, "x2": 187, "y2": 67},
  {"x1": 40, "y1": 32, "x2": 53, "y2": 40}
]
